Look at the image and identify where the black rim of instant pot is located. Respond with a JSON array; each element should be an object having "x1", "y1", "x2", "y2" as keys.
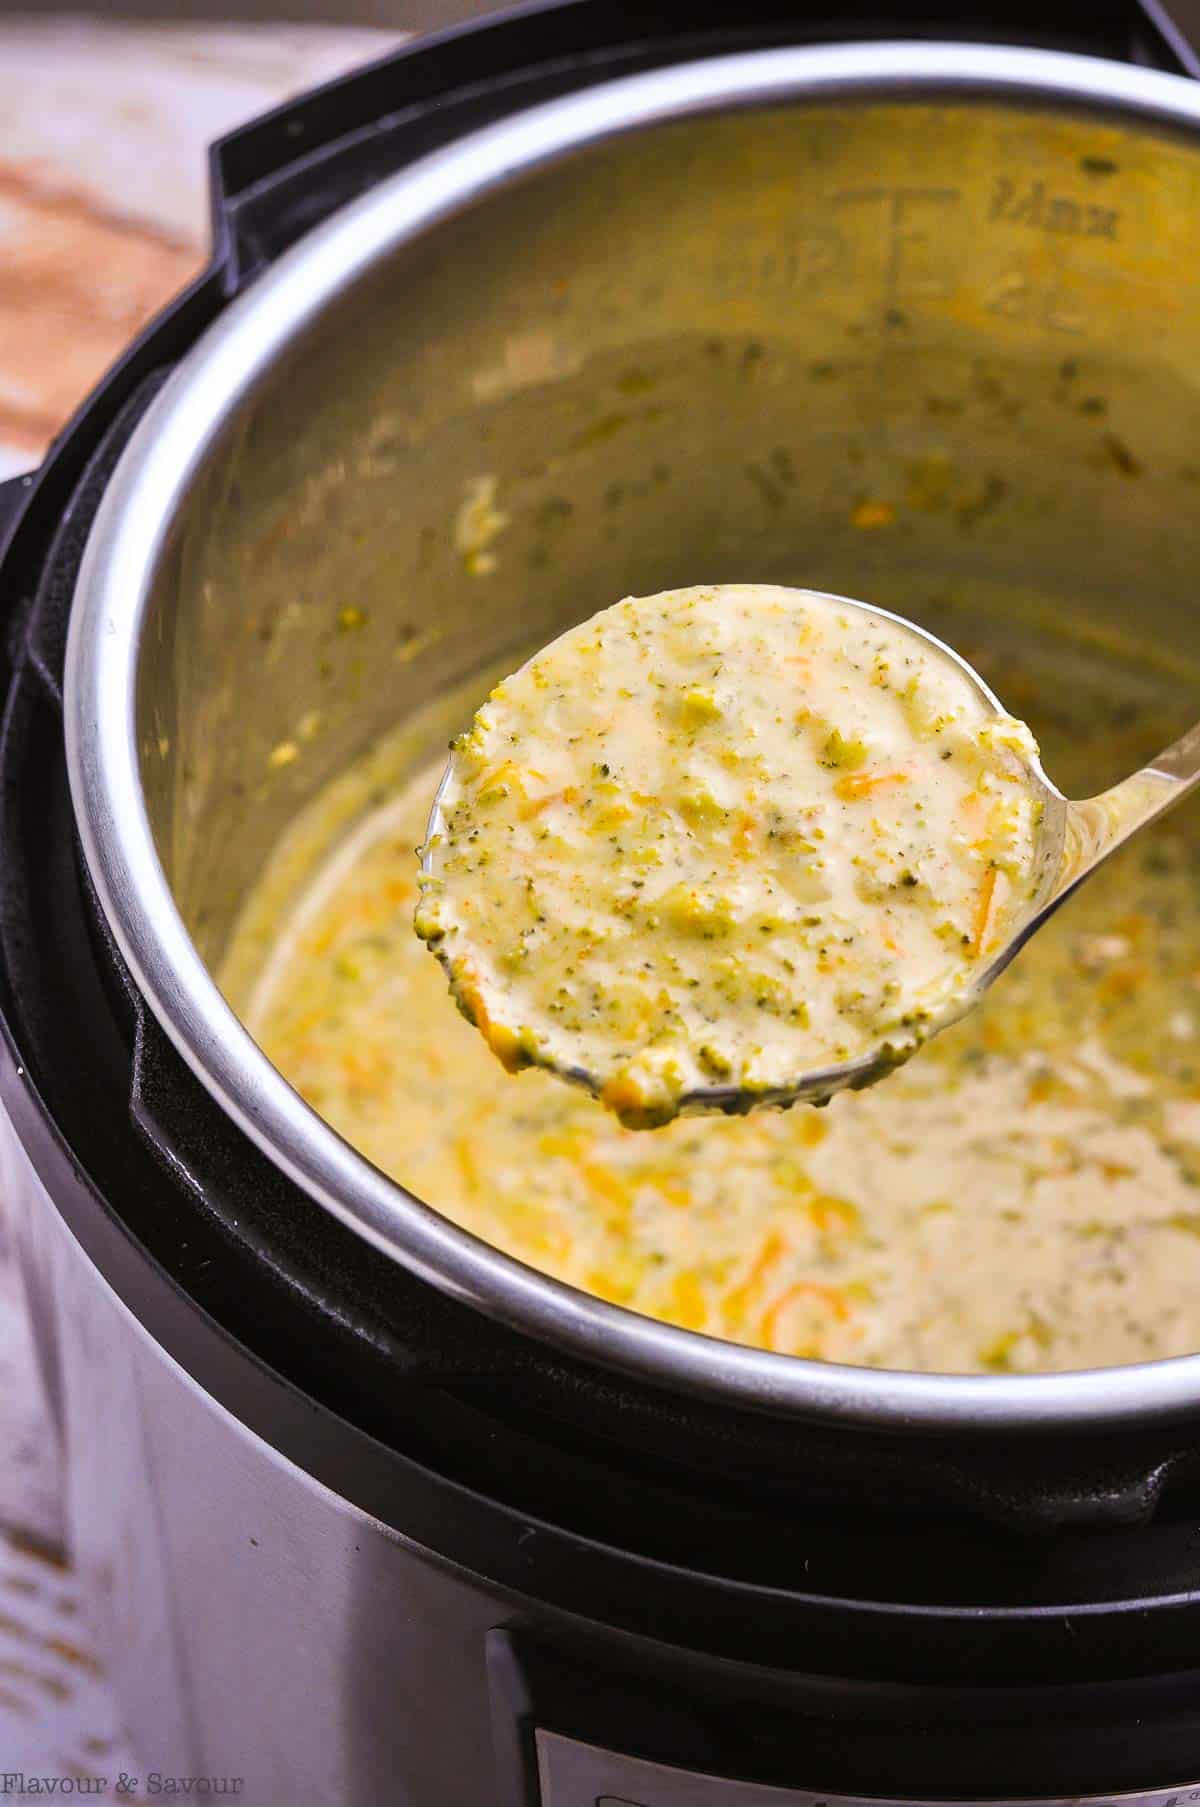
[{"x1": 6, "y1": 13, "x2": 1200, "y2": 1752}]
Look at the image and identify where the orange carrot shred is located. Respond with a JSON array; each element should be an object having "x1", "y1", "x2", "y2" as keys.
[
  {"x1": 972, "y1": 866, "x2": 998, "y2": 956},
  {"x1": 519, "y1": 785, "x2": 577, "y2": 820},
  {"x1": 760, "y1": 1282, "x2": 852, "y2": 1349},
  {"x1": 745, "y1": 1231, "x2": 787, "y2": 1293},
  {"x1": 834, "y1": 771, "x2": 910, "y2": 802}
]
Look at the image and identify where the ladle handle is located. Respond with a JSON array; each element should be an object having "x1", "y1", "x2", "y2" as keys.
[{"x1": 1060, "y1": 719, "x2": 1200, "y2": 895}]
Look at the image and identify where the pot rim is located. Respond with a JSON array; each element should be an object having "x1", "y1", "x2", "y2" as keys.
[{"x1": 64, "y1": 39, "x2": 1200, "y2": 1433}]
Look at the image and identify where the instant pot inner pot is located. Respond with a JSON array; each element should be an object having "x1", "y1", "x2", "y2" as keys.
[{"x1": 139, "y1": 96, "x2": 1200, "y2": 971}]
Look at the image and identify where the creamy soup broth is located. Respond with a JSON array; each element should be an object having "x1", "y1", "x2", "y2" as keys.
[{"x1": 222, "y1": 613, "x2": 1200, "y2": 1374}]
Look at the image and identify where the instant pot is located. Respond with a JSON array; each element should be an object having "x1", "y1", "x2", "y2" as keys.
[{"x1": 10, "y1": 2, "x2": 1200, "y2": 1800}]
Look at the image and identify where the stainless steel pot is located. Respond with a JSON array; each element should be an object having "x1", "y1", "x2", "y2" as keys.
[{"x1": 64, "y1": 40, "x2": 1200, "y2": 1432}]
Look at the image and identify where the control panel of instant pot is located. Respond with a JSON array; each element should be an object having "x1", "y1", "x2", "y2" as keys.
[{"x1": 535, "y1": 1731, "x2": 1200, "y2": 1807}]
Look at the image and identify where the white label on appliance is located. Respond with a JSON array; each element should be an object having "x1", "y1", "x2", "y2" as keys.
[{"x1": 535, "y1": 1728, "x2": 1200, "y2": 1807}]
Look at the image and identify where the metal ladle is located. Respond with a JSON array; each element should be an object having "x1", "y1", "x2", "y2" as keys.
[{"x1": 421, "y1": 599, "x2": 1200, "y2": 1116}]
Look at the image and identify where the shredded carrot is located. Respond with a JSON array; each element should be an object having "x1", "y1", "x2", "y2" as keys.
[
  {"x1": 834, "y1": 770, "x2": 909, "y2": 802},
  {"x1": 455, "y1": 966, "x2": 489, "y2": 1030},
  {"x1": 746, "y1": 1230, "x2": 788, "y2": 1291},
  {"x1": 721, "y1": 1230, "x2": 788, "y2": 1333},
  {"x1": 601, "y1": 1072, "x2": 651, "y2": 1123},
  {"x1": 760, "y1": 1282, "x2": 852, "y2": 1350},
  {"x1": 475, "y1": 759, "x2": 521, "y2": 793},
  {"x1": 971, "y1": 866, "x2": 998, "y2": 956},
  {"x1": 456, "y1": 966, "x2": 524, "y2": 1072},
  {"x1": 519, "y1": 785, "x2": 577, "y2": 820}
]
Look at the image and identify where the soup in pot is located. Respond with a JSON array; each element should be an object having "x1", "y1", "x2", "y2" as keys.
[{"x1": 222, "y1": 613, "x2": 1200, "y2": 1375}]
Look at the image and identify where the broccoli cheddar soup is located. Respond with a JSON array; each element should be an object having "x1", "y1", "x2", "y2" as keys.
[
  {"x1": 224, "y1": 618, "x2": 1200, "y2": 1375},
  {"x1": 416, "y1": 585, "x2": 1045, "y2": 1127}
]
